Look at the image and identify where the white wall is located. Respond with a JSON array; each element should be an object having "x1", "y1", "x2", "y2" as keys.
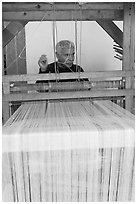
[{"x1": 25, "y1": 21, "x2": 122, "y2": 74}]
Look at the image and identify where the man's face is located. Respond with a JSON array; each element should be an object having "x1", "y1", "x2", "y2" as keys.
[{"x1": 56, "y1": 47, "x2": 75, "y2": 68}]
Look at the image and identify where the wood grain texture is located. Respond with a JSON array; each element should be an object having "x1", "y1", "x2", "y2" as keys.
[{"x1": 2, "y1": 2, "x2": 124, "y2": 12}]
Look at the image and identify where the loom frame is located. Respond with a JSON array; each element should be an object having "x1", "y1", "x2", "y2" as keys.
[{"x1": 2, "y1": 2, "x2": 135, "y2": 124}]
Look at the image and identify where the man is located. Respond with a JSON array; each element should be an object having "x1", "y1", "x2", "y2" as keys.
[
  {"x1": 38, "y1": 40, "x2": 84, "y2": 75},
  {"x1": 36, "y1": 40, "x2": 88, "y2": 92}
]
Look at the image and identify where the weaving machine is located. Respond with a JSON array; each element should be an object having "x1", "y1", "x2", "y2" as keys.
[{"x1": 2, "y1": 2, "x2": 135, "y2": 202}]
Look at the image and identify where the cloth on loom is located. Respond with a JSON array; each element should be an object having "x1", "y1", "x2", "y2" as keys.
[{"x1": 2, "y1": 100, "x2": 135, "y2": 202}]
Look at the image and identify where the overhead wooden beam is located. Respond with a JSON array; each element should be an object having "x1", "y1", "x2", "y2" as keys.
[
  {"x1": 96, "y1": 20, "x2": 123, "y2": 48},
  {"x1": 2, "y1": 10, "x2": 124, "y2": 21},
  {"x1": 2, "y1": 2, "x2": 124, "y2": 12},
  {"x1": 3, "y1": 21, "x2": 28, "y2": 47},
  {"x1": 122, "y1": 2, "x2": 135, "y2": 113}
]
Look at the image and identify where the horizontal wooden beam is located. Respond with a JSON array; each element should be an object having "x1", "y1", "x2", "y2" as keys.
[
  {"x1": 2, "y1": 2, "x2": 124, "y2": 12},
  {"x1": 2, "y1": 70, "x2": 135, "y2": 83},
  {"x1": 96, "y1": 20, "x2": 123, "y2": 48},
  {"x1": 3, "y1": 21, "x2": 28, "y2": 47},
  {"x1": 2, "y1": 10, "x2": 124, "y2": 21},
  {"x1": 3, "y1": 89, "x2": 134, "y2": 102},
  {"x1": 10, "y1": 80, "x2": 123, "y2": 93}
]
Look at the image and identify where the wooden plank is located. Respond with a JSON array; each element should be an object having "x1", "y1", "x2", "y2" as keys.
[
  {"x1": 2, "y1": 70, "x2": 135, "y2": 83},
  {"x1": 15, "y1": 28, "x2": 27, "y2": 75},
  {"x1": 3, "y1": 28, "x2": 14, "y2": 47},
  {"x1": 96, "y1": 20, "x2": 123, "y2": 48},
  {"x1": 2, "y1": 89, "x2": 135, "y2": 102},
  {"x1": 5, "y1": 27, "x2": 27, "y2": 75},
  {"x1": 3, "y1": 21, "x2": 28, "y2": 47},
  {"x1": 122, "y1": 3, "x2": 135, "y2": 113},
  {"x1": 2, "y1": 10, "x2": 123, "y2": 21},
  {"x1": 2, "y1": 2, "x2": 124, "y2": 12},
  {"x1": 5, "y1": 37, "x2": 18, "y2": 75},
  {"x1": 3, "y1": 82, "x2": 10, "y2": 94}
]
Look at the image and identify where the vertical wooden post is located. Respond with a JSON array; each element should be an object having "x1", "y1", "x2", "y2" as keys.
[
  {"x1": 122, "y1": 3, "x2": 135, "y2": 113},
  {"x1": 2, "y1": 82, "x2": 10, "y2": 124},
  {"x1": 2, "y1": 22, "x2": 10, "y2": 124}
]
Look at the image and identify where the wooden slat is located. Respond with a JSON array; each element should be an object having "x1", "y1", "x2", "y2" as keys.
[
  {"x1": 2, "y1": 10, "x2": 124, "y2": 21},
  {"x1": 2, "y1": 2, "x2": 124, "y2": 12},
  {"x1": 96, "y1": 20, "x2": 123, "y2": 48},
  {"x1": 3, "y1": 21, "x2": 28, "y2": 47},
  {"x1": 2, "y1": 70, "x2": 135, "y2": 83},
  {"x1": 2, "y1": 89, "x2": 134, "y2": 102}
]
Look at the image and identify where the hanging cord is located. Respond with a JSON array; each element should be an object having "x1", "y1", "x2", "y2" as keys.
[
  {"x1": 78, "y1": 2, "x2": 85, "y2": 83},
  {"x1": 52, "y1": 21, "x2": 57, "y2": 74},
  {"x1": 52, "y1": 3, "x2": 58, "y2": 86},
  {"x1": 75, "y1": 2, "x2": 84, "y2": 84},
  {"x1": 75, "y1": 2, "x2": 78, "y2": 74},
  {"x1": 55, "y1": 21, "x2": 58, "y2": 45},
  {"x1": 79, "y1": 3, "x2": 83, "y2": 69},
  {"x1": 4, "y1": 13, "x2": 47, "y2": 72}
]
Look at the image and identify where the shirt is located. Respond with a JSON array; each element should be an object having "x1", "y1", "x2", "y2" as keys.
[{"x1": 38, "y1": 62, "x2": 85, "y2": 83}]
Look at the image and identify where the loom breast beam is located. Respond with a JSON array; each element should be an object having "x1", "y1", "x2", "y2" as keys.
[
  {"x1": 2, "y1": 70, "x2": 135, "y2": 94},
  {"x1": 2, "y1": 100, "x2": 135, "y2": 201}
]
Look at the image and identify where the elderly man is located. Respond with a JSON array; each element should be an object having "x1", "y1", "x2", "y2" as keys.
[{"x1": 38, "y1": 40, "x2": 84, "y2": 74}]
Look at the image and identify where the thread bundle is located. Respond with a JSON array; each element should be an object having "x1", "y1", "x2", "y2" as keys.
[{"x1": 2, "y1": 100, "x2": 135, "y2": 201}]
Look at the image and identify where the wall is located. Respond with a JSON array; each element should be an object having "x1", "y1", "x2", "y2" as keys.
[{"x1": 25, "y1": 21, "x2": 122, "y2": 74}]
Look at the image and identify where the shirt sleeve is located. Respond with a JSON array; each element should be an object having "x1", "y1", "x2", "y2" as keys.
[
  {"x1": 39, "y1": 66, "x2": 50, "y2": 74},
  {"x1": 80, "y1": 66, "x2": 84, "y2": 72}
]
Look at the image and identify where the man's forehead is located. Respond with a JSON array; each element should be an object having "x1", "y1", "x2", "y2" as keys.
[
  {"x1": 60, "y1": 47, "x2": 75, "y2": 54},
  {"x1": 56, "y1": 40, "x2": 75, "y2": 53}
]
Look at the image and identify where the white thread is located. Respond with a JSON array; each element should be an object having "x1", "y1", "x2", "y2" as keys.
[{"x1": 2, "y1": 100, "x2": 135, "y2": 153}]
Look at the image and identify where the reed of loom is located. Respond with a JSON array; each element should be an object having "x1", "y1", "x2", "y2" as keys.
[{"x1": 2, "y1": 70, "x2": 135, "y2": 124}]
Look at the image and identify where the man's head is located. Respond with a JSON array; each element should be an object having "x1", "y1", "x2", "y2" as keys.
[{"x1": 56, "y1": 40, "x2": 75, "y2": 68}]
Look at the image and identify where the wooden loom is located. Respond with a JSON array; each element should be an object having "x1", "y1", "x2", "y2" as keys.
[{"x1": 2, "y1": 2, "x2": 135, "y2": 202}]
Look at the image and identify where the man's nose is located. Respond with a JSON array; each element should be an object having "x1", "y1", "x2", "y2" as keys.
[{"x1": 68, "y1": 54, "x2": 73, "y2": 60}]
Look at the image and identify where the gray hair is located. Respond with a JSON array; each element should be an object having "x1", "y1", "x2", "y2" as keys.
[{"x1": 56, "y1": 40, "x2": 75, "y2": 53}]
